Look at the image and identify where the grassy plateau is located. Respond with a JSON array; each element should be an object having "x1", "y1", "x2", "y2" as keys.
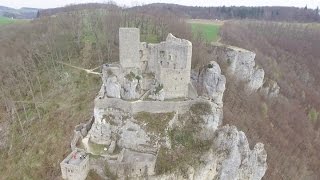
[{"x1": 188, "y1": 19, "x2": 222, "y2": 42}]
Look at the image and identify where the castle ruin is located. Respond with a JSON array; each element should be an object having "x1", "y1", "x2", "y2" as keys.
[
  {"x1": 60, "y1": 149, "x2": 89, "y2": 180},
  {"x1": 59, "y1": 27, "x2": 270, "y2": 180},
  {"x1": 61, "y1": 28, "x2": 227, "y2": 180},
  {"x1": 100, "y1": 28, "x2": 193, "y2": 100}
]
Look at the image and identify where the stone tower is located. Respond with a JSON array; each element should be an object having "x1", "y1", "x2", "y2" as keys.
[{"x1": 119, "y1": 28, "x2": 140, "y2": 69}]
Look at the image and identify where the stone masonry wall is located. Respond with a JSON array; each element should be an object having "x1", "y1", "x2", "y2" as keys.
[
  {"x1": 94, "y1": 97, "x2": 212, "y2": 114},
  {"x1": 119, "y1": 28, "x2": 140, "y2": 69}
]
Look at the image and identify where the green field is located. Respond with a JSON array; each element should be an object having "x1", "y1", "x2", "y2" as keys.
[
  {"x1": 0, "y1": 16, "x2": 27, "y2": 26},
  {"x1": 190, "y1": 22, "x2": 221, "y2": 42}
]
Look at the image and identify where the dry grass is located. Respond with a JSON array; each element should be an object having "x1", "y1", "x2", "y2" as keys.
[{"x1": 134, "y1": 112, "x2": 174, "y2": 135}]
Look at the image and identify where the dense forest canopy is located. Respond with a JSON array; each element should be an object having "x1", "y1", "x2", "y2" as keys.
[{"x1": 36, "y1": 3, "x2": 320, "y2": 22}]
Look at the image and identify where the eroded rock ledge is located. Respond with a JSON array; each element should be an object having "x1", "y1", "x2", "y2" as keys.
[{"x1": 210, "y1": 43, "x2": 280, "y2": 97}]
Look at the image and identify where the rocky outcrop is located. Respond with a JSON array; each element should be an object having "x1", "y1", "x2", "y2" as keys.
[
  {"x1": 121, "y1": 78, "x2": 140, "y2": 100},
  {"x1": 201, "y1": 61, "x2": 226, "y2": 105},
  {"x1": 156, "y1": 125, "x2": 267, "y2": 180},
  {"x1": 149, "y1": 80, "x2": 165, "y2": 101},
  {"x1": 211, "y1": 44, "x2": 281, "y2": 98},
  {"x1": 260, "y1": 79, "x2": 280, "y2": 98},
  {"x1": 247, "y1": 68, "x2": 265, "y2": 93},
  {"x1": 225, "y1": 46, "x2": 265, "y2": 92},
  {"x1": 105, "y1": 76, "x2": 121, "y2": 98},
  {"x1": 209, "y1": 125, "x2": 267, "y2": 180}
]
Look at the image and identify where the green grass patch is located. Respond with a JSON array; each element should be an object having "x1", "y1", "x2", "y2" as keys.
[
  {"x1": 190, "y1": 23, "x2": 220, "y2": 42},
  {"x1": 0, "y1": 16, "x2": 28, "y2": 26},
  {"x1": 155, "y1": 130, "x2": 211, "y2": 175},
  {"x1": 155, "y1": 106, "x2": 212, "y2": 175},
  {"x1": 308, "y1": 108, "x2": 319, "y2": 123}
]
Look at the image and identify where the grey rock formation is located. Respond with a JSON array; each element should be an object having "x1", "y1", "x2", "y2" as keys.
[
  {"x1": 121, "y1": 78, "x2": 139, "y2": 100},
  {"x1": 108, "y1": 141, "x2": 116, "y2": 154},
  {"x1": 247, "y1": 68, "x2": 265, "y2": 93},
  {"x1": 88, "y1": 107, "x2": 158, "y2": 153},
  {"x1": 152, "y1": 125, "x2": 267, "y2": 180},
  {"x1": 200, "y1": 108, "x2": 223, "y2": 139},
  {"x1": 149, "y1": 89, "x2": 165, "y2": 101},
  {"x1": 260, "y1": 79, "x2": 280, "y2": 98},
  {"x1": 187, "y1": 125, "x2": 267, "y2": 180},
  {"x1": 149, "y1": 80, "x2": 165, "y2": 101},
  {"x1": 118, "y1": 120, "x2": 152, "y2": 151},
  {"x1": 105, "y1": 76, "x2": 121, "y2": 98},
  {"x1": 225, "y1": 47, "x2": 265, "y2": 92},
  {"x1": 201, "y1": 61, "x2": 226, "y2": 104}
]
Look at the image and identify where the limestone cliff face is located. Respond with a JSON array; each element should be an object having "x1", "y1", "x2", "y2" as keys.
[
  {"x1": 148, "y1": 126, "x2": 267, "y2": 180},
  {"x1": 200, "y1": 61, "x2": 226, "y2": 105},
  {"x1": 156, "y1": 126, "x2": 268, "y2": 180},
  {"x1": 211, "y1": 44, "x2": 279, "y2": 97},
  {"x1": 225, "y1": 46, "x2": 265, "y2": 92},
  {"x1": 202, "y1": 125, "x2": 267, "y2": 180}
]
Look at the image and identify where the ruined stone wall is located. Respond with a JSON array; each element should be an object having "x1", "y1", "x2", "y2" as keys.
[
  {"x1": 139, "y1": 42, "x2": 149, "y2": 72},
  {"x1": 118, "y1": 28, "x2": 192, "y2": 99},
  {"x1": 60, "y1": 149, "x2": 90, "y2": 180},
  {"x1": 159, "y1": 34, "x2": 192, "y2": 98},
  {"x1": 141, "y1": 43, "x2": 164, "y2": 78},
  {"x1": 119, "y1": 28, "x2": 140, "y2": 69},
  {"x1": 159, "y1": 69, "x2": 190, "y2": 98},
  {"x1": 107, "y1": 149, "x2": 156, "y2": 177},
  {"x1": 140, "y1": 34, "x2": 192, "y2": 98}
]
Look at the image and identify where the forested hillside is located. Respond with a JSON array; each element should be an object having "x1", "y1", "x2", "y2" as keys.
[
  {"x1": 219, "y1": 21, "x2": 320, "y2": 179},
  {"x1": 130, "y1": 4, "x2": 320, "y2": 22},
  {"x1": 38, "y1": 3, "x2": 320, "y2": 22}
]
